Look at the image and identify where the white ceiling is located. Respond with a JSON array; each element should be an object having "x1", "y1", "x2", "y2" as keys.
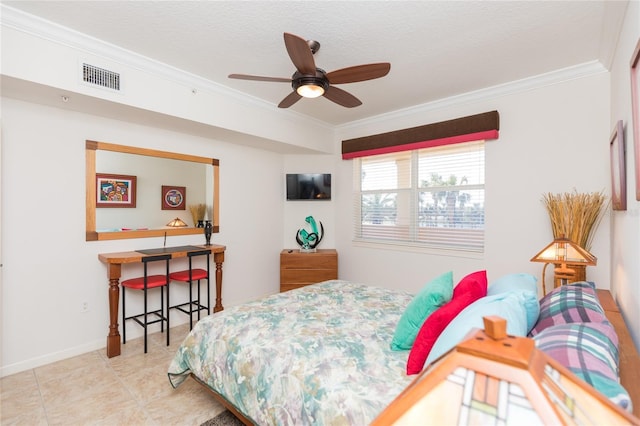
[{"x1": 2, "y1": 1, "x2": 628, "y2": 126}]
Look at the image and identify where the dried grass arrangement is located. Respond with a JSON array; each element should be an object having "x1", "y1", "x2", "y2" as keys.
[
  {"x1": 542, "y1": 190, "x2": 608, "y2": 250},
  {"x1": 189, "y1": 203, "x2": 206, "y2": 227}
]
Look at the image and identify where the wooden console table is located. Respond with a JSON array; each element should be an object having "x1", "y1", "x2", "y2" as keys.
[{"x1": 98, "y1": 244, "x2": 226, "y2": 358}]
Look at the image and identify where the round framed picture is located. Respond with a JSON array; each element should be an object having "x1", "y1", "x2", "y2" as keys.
[{"x1": 162, "y1": 185, "x2": 186, "y2": 210}]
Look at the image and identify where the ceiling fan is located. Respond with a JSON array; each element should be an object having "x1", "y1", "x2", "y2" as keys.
[{"x1": 229, "y1": 32, "x2": 391, "y2": 109}]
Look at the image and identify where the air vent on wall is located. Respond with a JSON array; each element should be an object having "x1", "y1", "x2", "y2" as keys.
[{"x1": 82, "y1": 63, "x2": 120, "y2": 91}]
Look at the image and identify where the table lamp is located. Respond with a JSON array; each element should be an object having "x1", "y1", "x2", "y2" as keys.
[
  {"x1": 166, "y1": 217, "x2": 188, "y2": 227},
  {"x1": 530, "y1": 236, "x2": 597, "y2": 295},
  {"x1": 372, "y1": 316, "x2": 638, "y2": 425}
]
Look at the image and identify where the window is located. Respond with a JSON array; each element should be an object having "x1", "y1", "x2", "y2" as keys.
[{"x1": 353, "y1": 140, "x2": 485, "y2": 253}]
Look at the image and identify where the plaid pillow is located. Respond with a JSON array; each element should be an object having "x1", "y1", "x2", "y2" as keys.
[
  {"x1": 529, "y1": 281, "x2": 606, "y2": 336},
  {"x1": 534, "y1": 322, "x2": 631, "y2": 411}
]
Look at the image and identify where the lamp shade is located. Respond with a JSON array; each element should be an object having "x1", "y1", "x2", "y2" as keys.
[
  {"x1": 372, "y1": 316, "x2": 638, "y2": 425},
  {"x1": 166, "y1": 217, "x2": 188, "y2": 227},
  {"x1": 530, "y1": 237, "x2": 597, "y2": 266}
]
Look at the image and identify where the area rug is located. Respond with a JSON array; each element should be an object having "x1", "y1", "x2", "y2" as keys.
[{"x1": 200, "y1": 410, "x2": 245, "y2": 426}]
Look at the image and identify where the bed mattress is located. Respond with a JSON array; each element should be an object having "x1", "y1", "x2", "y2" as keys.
[{"x1": 168, "y1": 280, "x2": 414, "y2": 425}]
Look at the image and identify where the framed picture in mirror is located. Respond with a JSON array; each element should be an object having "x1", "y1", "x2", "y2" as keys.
[
  {"x1": 162, "y1": 185, "x2": 186, "y2": 210},
  {"x1": 96, "y1": 173, "x2": 137, "y2": 208}
]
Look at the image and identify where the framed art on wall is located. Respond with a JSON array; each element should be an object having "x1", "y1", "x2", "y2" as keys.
[
  {"x1": 96, "y1": 173, "x2": 137, "y2": 208},
  {"x1": 630, "y1": 38, "x2": 640, "y2": 200},
  {"x1": 162, "y1": 185, "x2": 186, "y2": 210},
  {"x1": 610, "y1": 120, "x2": 626, "y2": 211}
]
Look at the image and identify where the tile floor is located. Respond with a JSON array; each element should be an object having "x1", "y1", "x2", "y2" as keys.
[{"x1": 1, "y1": 323, "x2": 225, "y2": 425}]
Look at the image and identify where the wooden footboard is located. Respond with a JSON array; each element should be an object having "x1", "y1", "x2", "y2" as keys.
[
  {"x1": 597, "y1": 289, "x2": 640, "y2": 417},
  {"x1": 190, "y1": 373, "x2": 254, "y2": 425}
]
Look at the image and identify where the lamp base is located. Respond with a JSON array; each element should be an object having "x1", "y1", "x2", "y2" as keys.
[{"x1": 553, "y1": 264, "x2": 586, "y2": 288}]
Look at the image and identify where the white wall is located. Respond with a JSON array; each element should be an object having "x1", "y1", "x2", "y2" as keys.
[
  {"x1": 282, "y1": 155, "x2": 337, "y2": 250},
  {"x1": 332, "y1": 72, "x2": 612, "y2": 295},
  {"x1": 609, "y1": 0, "x2": 640, "y2": 349},
  {"x1": 3, "y1": 1, "x2": 640, "y2": 377},
  {"x1": 0, "y1": 97, "x2": 285, "y2": 376}
]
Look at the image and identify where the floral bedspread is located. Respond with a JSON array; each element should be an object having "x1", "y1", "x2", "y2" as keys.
[{"x1": 167, "y1": 280, "x2": 414, "y2": 425}]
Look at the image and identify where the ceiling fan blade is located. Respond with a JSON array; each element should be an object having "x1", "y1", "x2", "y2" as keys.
[
  {"x1": 284, "y1": 32, "x2": 316, "y2": 75},
  {"x1": 228, "y1": 74, "x2": 291, "y2": 83},
  {"x1": 323, "y1": 86, "x2": 362, "y2": 108},
  {"x1": 326, "y1": 63, "x2": 391, "y2": 84},
  {"x1": 278, "y1": 91, "x2": 302, "y2": 108}
]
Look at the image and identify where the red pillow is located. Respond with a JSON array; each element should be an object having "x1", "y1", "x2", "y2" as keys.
[{"x1": 406, "y1": 270, "x2": 487, "y2": 375}]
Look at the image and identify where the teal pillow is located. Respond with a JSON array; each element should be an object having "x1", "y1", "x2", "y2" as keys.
[
  {"x1": 426, "y1": 291, "x2": 533, "y2": 364},
  {"x1": 391, "y1": 271, "x2": 453, "y2": 350},
  {"x1": 487, "y1": 273, "x2": 540, "y2": 331}
]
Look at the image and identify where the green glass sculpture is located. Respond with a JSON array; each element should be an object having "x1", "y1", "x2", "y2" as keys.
[{"x1": 295, "y1": 216, "x2": 324, "y2": 252}]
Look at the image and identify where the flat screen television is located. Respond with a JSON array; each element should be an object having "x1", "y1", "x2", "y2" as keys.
[{"x1": 286, "y1": 173, "x2": 331, "y2": 200}]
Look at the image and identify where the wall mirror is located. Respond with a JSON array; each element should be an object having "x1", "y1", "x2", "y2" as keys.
[{"x1": 86, "y1": 140, "x2": 219, "y2": 241}]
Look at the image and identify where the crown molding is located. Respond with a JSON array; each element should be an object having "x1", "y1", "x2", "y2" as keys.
[
  {"x1": 337, "y1": 60, "x2": 607, "y2": 132},
  {"x1": 0, "y1": 4, "x2": 332, "y2": 131},
  {"x1": 598, "y1": 0, "x2": 629, "y2": 69}
]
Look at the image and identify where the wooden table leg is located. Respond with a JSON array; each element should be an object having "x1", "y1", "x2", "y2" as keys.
[
  {"x1": 213, "y1": 252, "x2": 224, "y2": 312},
  {"x1": 106, "y1": 263, "x2": 122, "y2": 358}
]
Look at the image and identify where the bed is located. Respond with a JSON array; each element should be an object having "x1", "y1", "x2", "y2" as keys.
[{"x1": 167, "y1": 280, "x2": 415, "y2": 425}]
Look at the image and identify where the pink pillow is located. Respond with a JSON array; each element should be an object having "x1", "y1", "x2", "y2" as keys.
[
  {"x1": 406, "y1": 270, "x2": 487, "y2": 375},
  {"x1": 452, "y1": 270, "x2": 487, "y2": 298}
]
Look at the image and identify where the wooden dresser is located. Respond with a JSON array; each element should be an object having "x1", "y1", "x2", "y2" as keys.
[{"x1": 280, "y1": 249, "x2": 338, "y2": 292}]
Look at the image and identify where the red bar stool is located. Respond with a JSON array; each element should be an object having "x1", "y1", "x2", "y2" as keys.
[
  {"x1": 170, "y1": 249, "x2": 210, "y2": 330},
  {"x1": 121, "y1": 254, "x2": 171, "y2": 353}
]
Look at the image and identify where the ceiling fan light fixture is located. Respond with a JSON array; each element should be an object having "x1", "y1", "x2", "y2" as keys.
[
  {"x1": 297, "y1": 83, "x2": 325, "y2": 98},
  {"x1": 293, "y1": 74, "x2": 328, "y2": 98}
]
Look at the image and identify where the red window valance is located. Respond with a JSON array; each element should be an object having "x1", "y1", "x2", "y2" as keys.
[{"x1": 342, "y1": 110, "x2": 500, "y2": 159}]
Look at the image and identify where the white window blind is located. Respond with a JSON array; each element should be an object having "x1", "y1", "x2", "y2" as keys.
[{"x1": 353, "y1": 140, "x2": 485, "y2": 252}]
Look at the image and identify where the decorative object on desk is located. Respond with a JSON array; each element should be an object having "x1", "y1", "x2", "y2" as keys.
[
  {"x1": 610, "y1": 120, "x2": 627, "y2": 211},
  {"x1": 295, "y1": 215, "x2": 324, "y2": 252},
  {"x1": 204, "y1": 220, "x2": 212, "y2": 245},
  {"x1": 372, "y1": 315, "x2": 638, "y2": 426},
  {"x1": 96, "y1": 173, "x2": 137, "y2": 208},
  {"x1": 630, "y1": 38, "x2": 640, "y2": 201},
  {"x1": 162, "y1": 185, "x2": 186, "y2": 210},
  {"x1": 189, "y1": 203, "x2": 206, "y2": 227},
  {"x1": 166, "y1": 217, "x2": 188, "y2": 227},
  {"x1": 530, "y1": 236, "x2": 597, "y2": 295}
]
